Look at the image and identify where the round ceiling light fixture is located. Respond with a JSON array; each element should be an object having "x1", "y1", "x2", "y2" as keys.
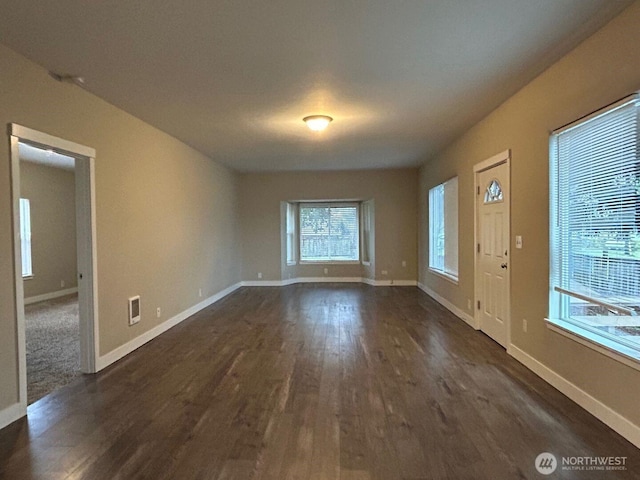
[{"x1": 303, "y1": 115, "x2": 333, "y2": 131}]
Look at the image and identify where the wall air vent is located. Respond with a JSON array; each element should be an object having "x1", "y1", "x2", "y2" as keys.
[{"x1": 128, "y1": 296, "x2": 141, "y2": 326}]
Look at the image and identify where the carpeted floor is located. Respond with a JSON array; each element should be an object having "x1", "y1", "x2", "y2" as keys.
[{"x1": 25, "y1": 293, "x2": 81, "y2": 405}]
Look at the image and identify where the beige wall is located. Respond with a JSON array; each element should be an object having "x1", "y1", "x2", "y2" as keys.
[
  {"x1": 239, "y1": 169, "x2": 417, "y2": 283},
  {"x1": 19, "y1": 161, "x2": 77, "y2": 299},
  {"x1": 0, "y1": 44, "x2": 241, "y2": 412},
  {"x1": 419, "y1": 2, "x2": 640, "y2": 425}
]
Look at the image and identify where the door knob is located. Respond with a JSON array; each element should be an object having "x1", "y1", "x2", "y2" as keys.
[{"x1": 500, "y1": 263, "x2": 508, "y2": 269}]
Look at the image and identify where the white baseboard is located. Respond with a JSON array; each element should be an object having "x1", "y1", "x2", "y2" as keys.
[
  {"x1": 0, "y1": 402, "x2": 26, "y2": 431},
  {"x1": 241, "y1": 280, "x2": 284, "y2": 287},
  {"x1": 372, "y1": 279, "x2": 418, "y2": 287},
  {"x1": 24, "y1": 287, "x2": 78, "y2": 305},
  {"x1": 296, "y1": 276, "x2": 363, "y2": 283},
  {"x1": 241, "y1": 277, "x2": 417, "y2": 287},
  {"x1": 96, "y1": 282, "x2": 242, "y2": 371},
  {"x1": 509, "y1": 344, "x2": 640, "y2": 449},
  {"x1": 243, "y1": 277, "x2": 362, "y2": 286},
  {"x1": 417, "y1": 282, "x2": 476, "y2": 328}
]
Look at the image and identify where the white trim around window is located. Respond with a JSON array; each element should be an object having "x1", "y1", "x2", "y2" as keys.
[
  {"x1": 428, "y1": 177, "x2": 459, "y2": 282},
  {"x1": 548, "y1": 93, "x2": 640, "y2": 367}
]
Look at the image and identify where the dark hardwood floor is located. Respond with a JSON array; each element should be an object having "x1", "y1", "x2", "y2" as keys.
[{"x1": 1, "y1": 284, "x2": 639, "y2": 479}]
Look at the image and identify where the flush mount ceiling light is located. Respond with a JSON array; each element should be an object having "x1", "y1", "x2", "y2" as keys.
[
  {"x1": 303, "y1": 115, "x2": 333, "y2": 131},
  {"x1": 48, "y1": 71, "x2": 86, "y2": 87}
]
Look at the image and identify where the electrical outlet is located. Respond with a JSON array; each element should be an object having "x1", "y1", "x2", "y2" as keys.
[
  {"x1": 516, "y1": 235, "x2": 523, "y2": 249},
  {"x1": 156, "y1": 307, "x2": 161, "y2": 318},
  {"x1": 324, "y1": 268, "x2": 328, "y2": 275},
  {"x1": 258, "y1": 272, "x2": 263, "y2": 279},
  {"x1": 523, "y1": 319, "x2": 528, "y2": 333},
  {"x1": 198, "y1": 288, "x2": 202, "y2": 297},
  {"x1": 61, "y1": 280, "x2": 65, "y2": 288},
  {"x1": 381, "y1": 270, "x2": 388, "y2": 275},
  {"x1": 402, "y1": 261, "x2": 407, "y2": 267}
]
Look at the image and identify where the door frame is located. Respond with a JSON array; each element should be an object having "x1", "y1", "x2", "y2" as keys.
[
  {"x1": 10, "y1": 124, "x2": 99, "y2": 411},
  {"x1": 473, "y1": 149, "x2": 511, "y2": 348}
]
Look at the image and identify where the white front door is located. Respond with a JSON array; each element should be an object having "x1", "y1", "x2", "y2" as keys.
[{"x1": 476, "y1": 160, "x2": 510, "y2": 347}]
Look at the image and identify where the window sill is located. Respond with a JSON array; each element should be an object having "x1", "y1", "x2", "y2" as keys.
[
  {"x1": 22, "y1": 275, "x2": 33, "y2": 281},
  {"x1": 362, "y1": 261, "x2": 371, "y2": 266},
  {"x1": 545, "y1": 318, "x2": 640, "y2": 373},
  {"x1": 286, "y1": 261, "x2": 297, "y2": 266},
  {"x1": 428, "y1": 268, "x2": 458, "y2": 285}
]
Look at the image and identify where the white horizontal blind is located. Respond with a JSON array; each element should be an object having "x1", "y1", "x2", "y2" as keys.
[
  {"x1": 19, "y1": 198, "x2": 33, "y2": 277},
  {"x1": 429, "y1": 184, "x2": 444, "y2": 272},
  {"x1": 444, "y1": 177, "x2": 459, "y2": 276},
  {"x1": 429, "y1": 177, "x2": 458, "y2": 279},
  {"x1": 361, "y1": 201, "x2": 371, "y2": 263},
  {"x1": 300, "y1": 203, "x2": 359, "y2": 262},
  {"x1": 551, "y1": 95, "x2": 639, "y2": 319}
]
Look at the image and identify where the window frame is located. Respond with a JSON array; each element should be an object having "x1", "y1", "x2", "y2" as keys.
[
  {"x1": 428, "y1": 177, "x2": 459, "y2": 283},
  {"x1": 298, "y1": 202, "x2": 361, "y2": 264},
  {"x1": 547, "y1": 93, "x2": 640, "y2": 368}
]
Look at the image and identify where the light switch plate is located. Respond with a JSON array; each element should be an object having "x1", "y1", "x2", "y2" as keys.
[{"x1": 515, "y1": 235, "x2": 523, "y2": 249}]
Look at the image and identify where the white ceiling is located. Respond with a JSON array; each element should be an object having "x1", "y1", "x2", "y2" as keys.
[{"x1": 0, "y1": 1, "x2": 631, "y2": 172}]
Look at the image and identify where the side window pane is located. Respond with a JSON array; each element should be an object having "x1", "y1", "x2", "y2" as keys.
[
  {"x1": 286, "y1": 203, "x2": 297, "y2": 265},
  {"x1": 20, "y1": 198, "x2": 33, "y2": 277},
  {"x1": 429, "y1": 178, "x2": 458, "y2": 280}
]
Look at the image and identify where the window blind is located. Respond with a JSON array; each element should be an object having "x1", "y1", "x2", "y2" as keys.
[
  {"x1": 444, "y1": 177, "x2": 459, "y2": 276},
  {"x1": 299, "y1": 203, "x2": 359, "y2": 262},
  {"x1": 429, "y1": 177, "x2": 458, "y2": 279},
  {"x1": 551, "y1": 94, "x2": 639, "y2": 318},
  {"x1": 286, "y1": 202, "x2": 297, "y2": 265},
  {"x1": 361, "y1": 201, "x2": 373, "y2": 264}
]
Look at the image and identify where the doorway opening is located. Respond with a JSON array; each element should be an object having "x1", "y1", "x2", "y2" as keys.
[
  {"x1": 474, "y1": 150, "x2": 511, "y2": 348},
  {"x1": 10, "y1": 124, "x2": 98, "y2": 410},
  {"x1": 20, "y1": 143, "x2": 80, "y2": 403}
]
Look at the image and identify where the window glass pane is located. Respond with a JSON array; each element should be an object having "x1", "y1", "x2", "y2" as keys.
[
  {"x1": 429, "y1": 177, "x2": 458, "y2": 279},
  {"x1": 286, "y1": 203, "x2": 296, "y2": 264},
  {"x1": 550, "y1": 95, "x2": 640, "y2": 351},
  {"x1": 484, "y1": 179, "x2": 503, "y2": 203},
  {"x1": 19, "y1": 198, "x2": 32, "y2": 277},
  {"x1": 300, "y1": 204, "x2": 359, "y2": 262},
  {"x1": 444, "y1": 178, "x2": 458, "y2": 276},
  {"x1": 429, "y1": 185, "x2": 445, "y2": 272},
  {"x1": 362, "y1": 201, "x2": 371, "y2": 263}
]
